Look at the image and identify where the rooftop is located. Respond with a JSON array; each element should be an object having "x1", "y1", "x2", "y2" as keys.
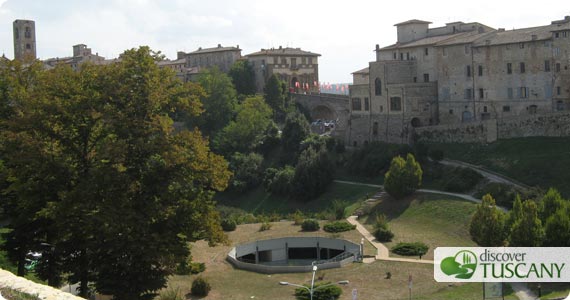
[
  {"x1": 394, "y1": 19, "x2": 432, "y2": 26},
  {"x1": 188, "y1": 44, "x2": 241, "y2": 54},
  {"x1": 351, "y1": 67, "x2": 369, "y2": 75},
  {"x1": 246, "y1": 46, "x2": 321, "y2": 57}
]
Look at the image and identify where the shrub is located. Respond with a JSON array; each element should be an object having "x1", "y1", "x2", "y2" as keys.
[
  {"x1": 301, "y1": 219, "x2": 320, "y2": 231},
  {"x1": 373, "y1": 214, "x2": 394, "y2": 242},
  {"x1": 191, "y1": 277, "x2": 211, "y2": 297},
  {"x1": 391, "y1": 242, "x2": 429, "y2": 257},
  {"x1": 443, "y1": 167, "x2": 483, "y2": 193},
  {"x1": 190, "y1": 262, "x2": 206, "y2": 274},
  {"x1": 290, "y1": 210, "x2": 305, "y2": 225},
  {"x1": 330, "y1": 199, "x2": 348, "y2": 220},
  {"x1": 159, "y1": 288, "x2": 182, "y2": 300},
  {"x1": 259, "y1": 221, "x2": 272, "y2": 231},
  {"x1": 323, "y1": 221, "x2": 356, "y2": 233},
  {"x1": 221, "y1": 219, "x2": 237, "y2": 231},
  {"x1": 294, "y1": 282, "x2": 342, "y2": 300},
  {"x1": 384, "y1": 154, "x2": 423, "y2": 199}
]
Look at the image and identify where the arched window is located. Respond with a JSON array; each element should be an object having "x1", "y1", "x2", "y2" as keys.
[{"x1": 374, "y1": 78, "x2": 382, "y2": 96}]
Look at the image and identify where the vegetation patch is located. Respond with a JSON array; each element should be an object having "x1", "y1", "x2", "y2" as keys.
[
  {"x1": 391, "y1": 242, "x2": 429, "y2": 257},
  {"x1": 191, "y1": 277, "x2": 211, "y2": 297},
  {"x1": 301, "y1": 219, "x2": 320, "y2": 231},
  {"x1": 0, "y1": 288, "x2": 40, "y2": 300},
  {"x1": 323, "y1": 221, "x2": 356, "y2": 233}
]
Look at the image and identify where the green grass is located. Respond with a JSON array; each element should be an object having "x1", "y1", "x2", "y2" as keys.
[
  {"x1": 216, "y1": 181, "x2": 379, "y2": 215},
  {"x1": 0, "y1": 288, "x2": 40, "y2": 300},
  {"x1": 429, "y1": 137, "x2": 570, "y2": 197},
  {"x1": 362, "y1": 193, "x2": 478, "y2": 260}
]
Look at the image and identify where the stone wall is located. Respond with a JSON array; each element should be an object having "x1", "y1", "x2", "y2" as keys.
[
  {"x1": 414, "y1": 111, "x2": 570, "y2": 144},
  {"x1": 0, "y1": 269, "x2": 83, "y2": 300}
]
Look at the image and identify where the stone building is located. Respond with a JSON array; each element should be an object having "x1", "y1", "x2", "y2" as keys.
[
  {"x1": 13, "y1": 19, "x2": 36, "y2": 60},
  {"x1": 347, "y1": 16, "x2": 570, "y2": 146},
  {"x1": 43, "y1": 44, "x2": 106, "y2": 70},
  {"x1": 245, "y1": 46, "x2": 320, "y2": 93},
  {"x1": 157, "y1": 58, "x2": 200, "y2": 82},
  {"x1": 178, "y1": 44, "x2": 241, "y2": 73}
]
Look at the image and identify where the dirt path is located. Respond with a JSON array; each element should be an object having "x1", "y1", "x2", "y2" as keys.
[{"x1": 440, "y1": 159, "x2": 529, "y2": 189}]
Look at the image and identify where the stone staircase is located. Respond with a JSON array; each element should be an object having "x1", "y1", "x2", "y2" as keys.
[{"x1": 354, "y1": 190, "x2": 388, "y2": 217}]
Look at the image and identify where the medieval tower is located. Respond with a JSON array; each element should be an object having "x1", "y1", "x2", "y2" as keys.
[{"x1": 13, "y1": 19, "x2": 36, "y2": 60}]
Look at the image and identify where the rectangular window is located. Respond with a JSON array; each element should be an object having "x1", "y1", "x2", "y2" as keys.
[
  {"x1": 308, "y1": 57, "x2": 313, "y2": 64},
  {"x1": 465, "y1": 88, "x2": 473, "y2": 100},
  {"x1": 478, "y1": 65, "x2": 483, "y2": 76},
  {"x1": 503, "y1": 106, "x2": 511, "y2": 112},
  {"x1": 520, "y1": 87, "x2": 528, "y2": 98},
  {"x1": 393, "y1": 52, "x2": 397, "y2": 60},
  {"x1": 558, "y1": 86, "x2": 562, "y2": 96},
  {"x1": 507, "y1": 63, "x2": 512, "y2": 74},
  {"x1": 479, "y1": 88, "x2": 484, "y2": 99},
  {"x1": 520, "y1": 42, "x2": 525, "y2": 49},
  {"x1": 466, "y1": 65, "x2": 471, "y2": 77},
  {"x1": 555, "y1": 32, "x2": 560, "y2": 38},
  {"x1": 424, "y1": 48, "x2": 429, "y2": 56},
  {"x1": 545, "y1": 60, "x2": 551, "y2": 72},
  {"x1": 400, "y1": 53, "x2": 404, "y2": 60},
  {"x1": 281, "y1": 58, "x2": 286, "y2": 64},
  {"x1": 564, "y1": 31, "x2": 568, "y2": 38},
  {"x1": 390, "y1": 97, "x2": 402, "y2": 111},
  {"x1": 556, "y1": 63, "x2": 561, "y2": 72},
  {"x1": 364, "y1": 97, "x2": 370, "y2": 111},
  {"x1": 291, "y1": 58, "x2": 297, "y2": 68},
  {"x1": 301, "y1": 57, "x2": 306, "y2": 64},
  {"x1": 520, "y1": 62, "x2": 526, "y2": 73},
  {"x1": 423, "y1": 73, "x2": 429, "y2": 82},
  {"x1": 24, "y1": 27, "x2": 31, "y2": 38},
  {"x1": 352, "y1": 98, "x2": 361, "y2": 111},
  {"x1": 508, "y1": 88, "x2": 513, "y2": 99},
  {"x1": 273, "y1": 57, "x2": 278, "y2": 64},
  {"x1": 406, "y1": 52, "x2": 410, "y2": 60}
]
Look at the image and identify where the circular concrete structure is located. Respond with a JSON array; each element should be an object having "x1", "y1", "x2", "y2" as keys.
[{"x1": 227, "y1": 237, "x2": 361, "y2": 274}]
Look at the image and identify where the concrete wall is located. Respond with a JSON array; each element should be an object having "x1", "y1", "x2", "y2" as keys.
[{"x1": 0, "y1": 269, "x2": 83, "y2": 300}]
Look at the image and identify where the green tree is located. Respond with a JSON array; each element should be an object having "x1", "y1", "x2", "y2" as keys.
[
  {"x1": 282, "y1": 112, "x2": 310, "y2": 155},
  {"x1": 544, "y1": 204, "x2": 570, "y2": 246},
  {"x1": 214, "y1": 96, "x2": 273, "y2": 154},
  {"x1": 383, "y1": 154, "x2": 423, "y2": 199},
  {"x1": 196, "y1": 67, "x2": 238, "y2": 135},
  {"x1": 1, "y1": 47, "x2": 231, "y2": 300},
  {"x1": 228, "y1": 60, "x2": 256, "y2": 96},
  {"x1": 505, "y1": 194, "x2": 524, "y2": 232},
  {"x1": 469, "y1": 194, "x2": 507, "y2": 246},
  {"x1": 228, "y1": 152, "x2": 264, "y2": 192},
  {"x1": 540, "y1": 188, "x2": 565, "y2": 222},
  {"x1": 291, "y1": 147, "x2": 335, "y2": 201},
  {"x1": 509, "y1": 200, "x2": 545, "y2": 246},
  {"x1": 294, "y1": 282, "x2": 342, "y2": 300},
  {"x1": 264, "y1": 74, "x2": 288, "y2": 121}
]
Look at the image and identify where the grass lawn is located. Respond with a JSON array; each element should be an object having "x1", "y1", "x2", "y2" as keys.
[
  {"x1": 162, "y1": 220, "x2": 500, "y2": 300},
  {"x1": 429, "y1": 137, "x2": 570, "y2": 197},
  {"x1": 216, "y1": 182, "x2": 379, "y2": 215},
  {"x1": 360, "y1": 193, "x2": 478, "y2": 260}
]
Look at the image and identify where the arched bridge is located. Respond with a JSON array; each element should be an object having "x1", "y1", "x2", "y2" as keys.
[{"x1": 291, "y1": 93, "x2": 350, "y2": 140}]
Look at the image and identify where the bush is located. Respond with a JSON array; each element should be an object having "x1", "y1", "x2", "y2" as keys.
[
  {"x1": 221, "y1": 219, "x2": 237, "y2": 231},
  {"x1": 384, "y1": 154, "x2": 423, "y2": 199},
  {"x1": 373, "y1": 214, "x2": 394, "y2": 242},
  {"x1": 475, "y1": 183, "x2": 535, "y2": 208},
  {"x1": 330, "y1": 199, "x2": 348, "y2": 220},
  {"x1": 191, "y1": 277, "x2": 211, "y2": 297},
  {"x1": 159, "y1": 288, "x2": 182, "y2": 300},
  {"x1": 443, "y1": 167, "x2": 484, "y2": 193},
  {"x1": 323, "y1": 221, "x2": 356, "y2": 233},
  {"x1": 391, "y1": 242, "x2": 429, "y2": 257},
  {"x1": 294, "y1": 282, "x2": 342, "y2": 300},
  {"x1": 190, "y1": 262, "x2": 206, "y2": 274},
  {"x1": 301, "y1": 219, "x2": 320, "y2": 231},
  {"x1": 259, "y1": 221, "x2": 272, "y2": 231},
  {"x1": 290, "y1": 210, "x2": 305, "y2": 225}
]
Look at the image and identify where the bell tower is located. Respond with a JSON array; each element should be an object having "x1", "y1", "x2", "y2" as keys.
[{"x1": 13, "y1": 19, "x2": 36, "y2": 60}]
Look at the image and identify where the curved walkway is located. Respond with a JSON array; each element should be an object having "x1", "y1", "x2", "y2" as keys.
[{"x1": 440, "y1": 159, "x2": 529, "y2": 189}]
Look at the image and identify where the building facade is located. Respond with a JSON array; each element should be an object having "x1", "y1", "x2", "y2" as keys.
[
  {"x1": 178, "y1": 44, "x2": 241, "y2": 73},
  {"x1": 43, "y1": 44, "x2": 106, "y2": 70},
  {"x1": 347, "y1": 17, "x2": 570, "y2": 146},
  {"x1": 13, "y1": 19, "x2": 36, "y2": 61},
  {"x1": 245, "y1": 46, "x2": 320, "y2": 93}
]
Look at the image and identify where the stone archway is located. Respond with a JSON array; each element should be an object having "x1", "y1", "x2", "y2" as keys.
[{"x1": 311, "y1": 105, "x2": 336, "y2": 121}]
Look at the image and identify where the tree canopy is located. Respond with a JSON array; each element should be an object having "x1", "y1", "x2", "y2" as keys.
[
  {"x1": 228, "y1": 60, "x2": 256, "y2": 96},
  {"x1": 469, "y1": 194, "x2": 507, "y2": 247},
  {"x1": 195, "y1": 67, "x2": 238, "y2": 135},
  {"x1": 383, "y1": 154, "x2": 422, "y2": 199},
  {"x1": 0, "y1": 47, "x2": 231, "y2": 300}
]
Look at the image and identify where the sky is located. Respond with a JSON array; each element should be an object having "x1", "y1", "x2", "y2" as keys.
[{"x1": 1, "y1": 0, "x2": 569, "y2": 83}]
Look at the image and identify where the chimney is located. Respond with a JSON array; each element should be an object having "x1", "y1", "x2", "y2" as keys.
[
  {"x1": 237, "y1": 44, "x2": 239, "y2": 49},
  {"x1": 279, "y1": 45, "x2": 282, "y2": 50},
  {"x1": 218, "y1": 44, "x2": 221, "y2": 48},
  {"x1": 375, "y1": 44, "x2": 380, "y2": 51}
]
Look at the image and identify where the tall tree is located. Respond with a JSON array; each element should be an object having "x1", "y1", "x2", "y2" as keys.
[
  {"x1": 469, "y1": 194, "x2": 507, "y2": 246},
  {"x1": 509, "y1": 200, "x2": 544, "y2": 247},
  {"x1": 195, "y1": 67, "x2": 238, "y2": 135},
  {"x1": 213, "y1": 95, "x2": 273, "y2": 155},
  {"x1": 264, "y1": 74, "x2": 288, "y2": 121},
  {"x1": 291, "y1": 146, "x2": 335, "y2": 201},
  {"x1": 540, "y1": 188, "x2": 565, "y2": 222},
  {"x1": 228, "y1": 60, "x2": 256, "y2": 96},
  {"x1": 384, "y1": 154, "x2": 423, "y2": 199},
  {"x1": 544, "y1": 204, "x2": 570, "y2": 246},
  {"x1": 282, "y1": 112, "x2": 310, "y2": 154},
  {"x1": 1, "y1": 47, "x2": 231, "y2": 300}
]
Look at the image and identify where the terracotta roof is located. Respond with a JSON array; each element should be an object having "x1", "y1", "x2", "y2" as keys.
[
  {"x1": 394, "y1": 19, "x2": 432, "y2": 26},
  {"x1": 351, "y1": 67, "x2": 369, "y2": 74},
  {"x1": 379, "y1": 32, "x2": 467, "y2": 50},
  {"x1": 245, "y1": 47, "x2": 321, "y2": 57},
  {"x1": 157, "y1": 58, "x2": 186, "y2": 66},
  {"x1": 472, "y1": 24, "x2": 556, "y2": 47},
  {"x1": 435, "y1": 31, "x2": 495, "y2": 46}
]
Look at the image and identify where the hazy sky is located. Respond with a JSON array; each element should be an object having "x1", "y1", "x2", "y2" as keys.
[{"x1": 1, "y1": 0, "x2": 569, "y2": 82}]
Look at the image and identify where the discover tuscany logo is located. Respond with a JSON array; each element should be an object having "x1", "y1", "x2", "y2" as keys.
[{"x1": 434, "y1": 247, "x2": 570, "y2": 282}]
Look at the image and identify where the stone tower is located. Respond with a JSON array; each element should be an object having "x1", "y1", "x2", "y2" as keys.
[{"x1": 13, "y1": 19, "x2": 36, "y2": 60}]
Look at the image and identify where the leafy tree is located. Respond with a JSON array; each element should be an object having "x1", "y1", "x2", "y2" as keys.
[
  {"x1": 1, "y1": 47, "x2": 231, "y2": 300},
  {"x1": 264, "y1": 74, "x2": 288, "y2": 121},
  {"x1": 228, "y1": 152, "x2": 264, "y2": 192},
  {"x1": 291, "y1": 147, "x2": 335, "y2": 201},
  {"x1": 195, "y1": 67, "x2": 238, "y2": 135},
  {"x1": 228, "y1": 60, "x2": 256, "y2": 96},
  {"x1": 506, "y1": 195, "x2": 524, "y2": 231},
  {"x1": 540, "y1": 188, "x2": 565, "y2": 222},
  {"x1": 544, "y1": 204, "x2": 570, "y2": 246},
  {"x1": 214, "y1": 96, "x2": 273, "y2": 155},
  {"x1": 384, "y1": 154, "x2": 423, "y2": 199},
  {"x1": 263, "y1": 166, "x2": 295, "y2": 195},
  {"x1": 294, "y1": 282, "x2": 342, "y2": 300},
  {"x1": 469, "y1": 194, "x2": 507, "y2": 246},
  {"x1": 509, "y1": 200, "x2": 545, "y2": 246},
  {"x1": 282, "y1": 112, "x2": 310, "y2": 155}
]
